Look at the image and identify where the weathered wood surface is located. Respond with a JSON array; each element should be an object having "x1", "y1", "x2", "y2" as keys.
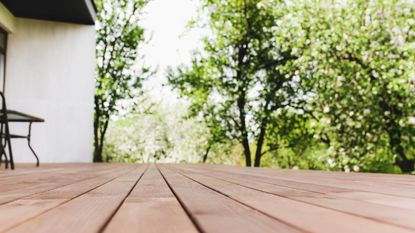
[{"x1": 0, "y1": 163, "x2": 414, "y2": 233}]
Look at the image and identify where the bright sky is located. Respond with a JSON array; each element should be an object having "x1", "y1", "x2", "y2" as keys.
[{"x1": 140, "y1": 0, "x2": 203, "y2": 102}]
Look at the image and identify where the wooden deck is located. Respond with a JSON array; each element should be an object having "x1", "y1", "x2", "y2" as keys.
[{"x1": 0, "y1": 164, "x2": 414, "y2": 233}]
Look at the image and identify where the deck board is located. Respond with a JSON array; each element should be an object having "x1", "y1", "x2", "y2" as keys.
[
  {"x1": 0, "y1": 165, "x2": 134, "y2": 232},
  {"x1": 204, "y1": 165, "x2": 415, "y2": 198},
  {"x1": 178, "y1": 164, "x2": 415, "y2": 209},
  {"x1": 159, "y1": 166, "x2": 301, "y2": 233},
  {"x1": 6, "y1": 165, "x2": 146, "y2": 233},
  {"x1": 103, "y1": 165, "x2": 198, "y2": 233},
  {"x1": 0, "y1": 164, "x2": 136, "y2": 204},
  {"x1": 0, "y1": 163, "x2": 414, "y2": 233},
  {"x1": 173, "y1": 165, "x2": 415, "y2": 232}
]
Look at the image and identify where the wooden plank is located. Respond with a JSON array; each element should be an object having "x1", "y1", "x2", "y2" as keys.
[
  {"x1": 173, "y1": 166, "x2": 414, "y2": 233},
  {"x1": 0, "y1": 166, "x2": 69, "y2": 179},
  {"x1": 203, "y1": 164, "x2": 415, "y2": 198},
  {"x1": 103, "y1": 165, "x2": 198, "y2": 233},
  {"x1": 5, "y1": 165, "x2": 147, "y2": 233},
  {"x1": 274, "y1": 169, "x2": 415, "y2": 186},
  {"x1": 180, "y1": 165, "x2": 415, "y2": 210},
  {"x1": 187, "y1": 164, "x2": 415, "y2": 201},
  {"x1": 159, "y1": 165, "x2": 301, "y2": 233},
  {"x1": 2, "y1": 163, "x2": 415, "y2": 233},
  {"x1": 0, "y1": 164, "x2": 134, "y2": 186},
  {"x1": 0, "y1": 167, "x2": 75, "y2": 192},
  {"x1": 0, "y1": 165, "x2": 133, "y2": 232},
  {"x1": 200, "y1": 163, "x2": 415, "y2": 185},
  {"x1": 176, "y1": 165, "x2": 415, "y2": 231},
  {"x1": 0, "y1": 164, "x2": 108, "y2": 185},
  {"x1": 271, "y1": 170, "x2": 415, "y2": 195},
  {"x1": 332, "y1": 191, "x2": 415, "y2": 210},
  {"x1": 0, "y1": 164, "x2": 133, "y2": 204}
]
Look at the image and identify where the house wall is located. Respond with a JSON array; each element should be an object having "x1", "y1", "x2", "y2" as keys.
[{"x1": 4, "y1": 18, "x2": 95, "y2": 163}]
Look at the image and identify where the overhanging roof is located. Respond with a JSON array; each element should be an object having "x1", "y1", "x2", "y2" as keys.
[{"x1": 0, "y1": 0, "x2": 96, "y2": 25}]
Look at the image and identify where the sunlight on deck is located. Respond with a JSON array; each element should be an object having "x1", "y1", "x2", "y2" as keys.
[{"x1": 0, "y1": 164, "x2": 414, "y2": 233}]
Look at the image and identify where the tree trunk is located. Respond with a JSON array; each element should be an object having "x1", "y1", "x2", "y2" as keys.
[
  {"x1": 93, "y1": 96, "x2": 103, "y2": 162},
  {"x1": 387, "y1": 126, "x2": 414, "y2": 172},
  {"x1": 254, "y1": 118, "x2": 268, "y2": 167},
  {"x1": 237, "y1": 95, "x2": 251, "y2": 167},
  {"x1": 241, "y1": 137, "x2": 251, "y2": 167},
  {"x1": 379, "y1": 96, "x2": 414, "y2": 173},
  {"x1": 202, "y1": 145, "x2": 211, "y2": 163},
  {"x1": 397, "y1": 159, "x2": 414, "y2": 173},
  {"x1": 93, "y1": 96, "x2": 110, "y2": 163},
  {"x1": 93, "y1": 145, "x2": 103, "y2": 162},
  {"x1": 235, "y1": 38, "x2": 252, "y2": 167},
  {"x1": 239, "y1": 102, "x2": 252, "y2": 167}
]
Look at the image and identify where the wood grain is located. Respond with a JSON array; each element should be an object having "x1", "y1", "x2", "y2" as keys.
[
  {"x1": 0, "y1": 165, "x2": 132, "y2": 232},
  {"x1": 159, "y1": 165, "x2": 301, "y2": 233},
  {"x1": 6, "y1": 165, "x2": 146, "y2": 233},
  {"x1": 103, "y1": 164, "x2": 198, "y2": 233},
  {"x1": 1, "y1": 163, "x2": 415, "y2": 233},
  {"x1": 173, "y1": 165, "x2": 415, "y2": 233}
]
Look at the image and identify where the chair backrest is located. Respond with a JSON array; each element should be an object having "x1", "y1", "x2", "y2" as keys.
[
  {"x1": 0, "y1": 91, "x2": 8, "y2": 126},
  {"x1": 0, "y1": 91, "x2": 6, "y2": 107},
  {"x1": 0, "y1": 91, "x2": 13, "y2": 166}
]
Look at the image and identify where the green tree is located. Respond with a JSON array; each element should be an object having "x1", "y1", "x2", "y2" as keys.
[
  {"x1": 168, "y1": 0, "x2": 303, "y2": 167},
  {"x1": 94, "y1": 0, "x2": 151, "y2": 162},
  {"x1": 272, "y1": 0, "x2": 415, "y2": 172}
]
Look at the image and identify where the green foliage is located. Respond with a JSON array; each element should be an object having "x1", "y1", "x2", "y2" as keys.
[
  {"x1": 271, "y1": 0, "x2": 415, "y2": 172},
  {"x1": 104, "y1": 97, "x2": 235, "y2": 163},
  {"x1": 168, "y1": 0, "x2": 306, "y2": 167},
  {"x1": 100, "y1": 0, "x2": 415, "y2": 173},
  {"x1": 94, "y1": 0, "x2": 152, "y2": 162},
  {"x1": 165, "y1": 0, "x2": 415, "y2": 172}
]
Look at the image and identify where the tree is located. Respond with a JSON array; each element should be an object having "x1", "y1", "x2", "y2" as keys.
[
  {"x1": 104, "y1": 97, "x2": 214, "y2": 163},
  {"x1": 272, "y1": 0, "x2": 415, "y2": 172},
  {"x1": 266, "y1": 109, "x2": 315, "y2": 161},
  {"x1": 168, "y1": 0, "x2": 306, "y2": 167},
  {"x1": 94, "y1": 0, "x2": 151, "y2": 162}
]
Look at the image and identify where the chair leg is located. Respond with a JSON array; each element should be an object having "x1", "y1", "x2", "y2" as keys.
[
  {"x1": 0, "y1": 139, "x2": 3, "y2": 167},
  {"x1": 28, "y1": 140, "x2": 39, "y2": 167},
  {"x1": 0, "y1": 149, "x2": 3, "y2": 168},
  {"x1": 27, "y1": 123, "x2": 39, "y2": 167},
  {"x1": 0, "y1": 123, "x2": 6, "y2": 168},
  {"x1": 6, "y1": 138, "x2": 13, "y2": 170},
  {"x1": 0, "y1": 138, "x2": 8, "y2": 169}
]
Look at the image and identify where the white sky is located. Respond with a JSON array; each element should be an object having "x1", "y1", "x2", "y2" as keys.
[{"x1": 140, "y1": 0, "x2": 204, "y2": 102}]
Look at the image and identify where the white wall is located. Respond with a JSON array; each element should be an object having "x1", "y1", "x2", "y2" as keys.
[{"x1": 5, "y1": 18, "x2": 95, "y2": 163}]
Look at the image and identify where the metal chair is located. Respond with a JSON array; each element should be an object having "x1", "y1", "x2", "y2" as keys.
[
  {"x1": 0, "y1": 91, "x2": 14, "y2": 169},
  {"x1": 0, "y1": 91, "x2": 43, "y2": 169}
]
